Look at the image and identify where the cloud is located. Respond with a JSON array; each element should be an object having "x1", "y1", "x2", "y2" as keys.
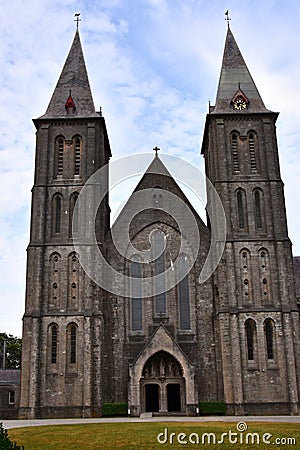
[{"x1": 0, "y1": 0, "x2": 299, "y2": 335}]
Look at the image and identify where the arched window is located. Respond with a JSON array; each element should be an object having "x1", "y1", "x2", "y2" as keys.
[
  {"x1": 245, "y1": 319, "x2": 256, "y2": 361},
  {"x1": 67, "y1": 324, "x2": 77, "y2": 364},
  {"x1": 52, "y1": 195, "x2": 62, "y2": 235},
  {"x1": 248, "y1": 132, "x2": 257, "y2": 171},
  {"x1": 239, "y1": 249, "x2": 252, "y2": 304},
  {"x1": 68, "y1": 253, "x2": 79, "y2": 309},
  {"x1": 56, "y1": 137, "x2": 64, "y2": 177},
  {"x1": 70, "y1": 325, "x2": 76, "y2": 363},
  {"x1": 178, "y1": 255, "x2": 190, "y2": 330},
  {"x1": 152, "y1": 230, "x2": 166, "y2": 315},
  {"x1": 260, "y1": 249, "x2": 268, "y2": 269},
  {"x1": 241, "y1": 250, "x2": 248, "y2": 270},
  {"x1": 243, "y1": 278, "x2": 250, "y2": 301},
  {"x1": 254, "y1": 189, "x2": 263, "y2": 229},
  {"x1": 49, "y1": 252, "x2": 61, "y2": 308},
  {"x1": 231, "y1": 132, "x2": 239, "y2": 172},
  {"x1": 259, "y1": 249, "x2": 272, "y2": 304},
  {"x1": 264, "y1": 318, "x2": 275, "y2": 360},
  {"x1": 74, "y1": 137, "x2": 81, "y2": 176},
  {"x1": 50, "y1": 324, "x2": 58, "y2": 364},
  {"x1": 131, "y1": 255, "x2": 142, "y2": 331},
  {"x1": 236, "y1": 189, "x2": 246, "y2": 229},
  {"x1": 69, "y1": 193, "x2": 79, "y2": 236}
]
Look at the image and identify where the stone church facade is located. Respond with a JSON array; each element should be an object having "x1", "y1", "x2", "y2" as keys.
[{"x1": 19, "y1": 26, "x2": 300, "y2": 418}]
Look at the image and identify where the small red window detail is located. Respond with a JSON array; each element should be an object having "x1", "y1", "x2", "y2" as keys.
[{"x1": 65, "y1": 91, "x2": 76, "y2": 113}]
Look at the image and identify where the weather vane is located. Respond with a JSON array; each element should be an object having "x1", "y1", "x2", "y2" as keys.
[
  {"x1": 153, "y1": 146, "x2": 160, "y2": 156},
  {"x1": 74, "y1": 13, "x2": 81, "y2": 30},
  {"x1": 225, "y1": 10, "x2": 231, "y2": 27}
]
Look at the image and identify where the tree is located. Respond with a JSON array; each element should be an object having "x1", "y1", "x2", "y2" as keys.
[
  {"x1": 0, "y1": 422, "x2": 24, "y2": 449},
  {"x1": 0, "y1": 333, "x2": 22, "y2": 370}
]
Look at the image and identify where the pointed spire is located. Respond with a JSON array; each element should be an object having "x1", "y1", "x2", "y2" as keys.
[
  {"x1": 214, "y1": 27, "x2": 269, "y2": 113},
  {"x1": 40, "y1": 30, "x2": 98, "y2": 118}
]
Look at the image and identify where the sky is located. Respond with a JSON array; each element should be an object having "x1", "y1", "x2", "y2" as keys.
[{"x1": 0, "y1": 0, "x2": 300, "y2": 337}]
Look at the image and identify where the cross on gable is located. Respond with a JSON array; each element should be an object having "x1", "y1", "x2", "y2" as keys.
[{"x1": 153, "y1": 146, "x2": 160, "y2": 156}]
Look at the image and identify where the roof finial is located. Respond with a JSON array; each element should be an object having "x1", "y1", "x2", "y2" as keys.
[
  {"x1": 74, "y1": 13, "x2": 81, "y2": 30},
  {"x1": 153, "y1": 146, "x2": 160, "y2": 157},
  {"x1": 225, "y1": 10, "x2": 231, "y2": 28}
]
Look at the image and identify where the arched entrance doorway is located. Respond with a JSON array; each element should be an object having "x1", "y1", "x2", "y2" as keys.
[{"x1": 141, "y1": 351, "x2": 185, "y2": 414}]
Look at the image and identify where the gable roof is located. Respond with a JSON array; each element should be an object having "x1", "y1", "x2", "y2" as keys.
[
  {"x1": 130, "y1": 323, "x2": 193, "y2": 368},
  {"x1": 110, "y1": 154, "x2": 209, "y2": 236}
]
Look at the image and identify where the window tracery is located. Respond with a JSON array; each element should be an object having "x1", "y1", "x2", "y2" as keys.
[
  {"x1": 177, "y1": 255, "x2": 190, "y2": 330},
  {"x1": 49, "y1": 252, "x2": 61, "y2": 308},
  {"x1": 68, "y1": 253, "x2": 79, "y2": 309},
  {"x1": 264, "y1": 318, "x2": 275, "y2": 360},
  {"x1": 245, "y1": 319, "x2": 257, "y2": 361},
  {"x1": 131, "y1": 255, "x2": 143, "y2": 331},
  {"x1": 152, "y1": 230, "x2": 166, "y2": 315}
]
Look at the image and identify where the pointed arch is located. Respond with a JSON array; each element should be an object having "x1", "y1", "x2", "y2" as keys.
[
  {"x1": 236, "y1": 188, "x2": 247, "y2": 229},
  {"x1": 67, "y1": 252, "x2": 79, "y2": 310},
  {"x1": 177, "y1": 255, "x2": 190, "y2": 330},
  {"x1": 151, "y1": 230, "x2": 166, "y2": 315},
  {"x1": 258, "y1": 248, "x2": 272, "y2": 304},
  {"x1": 142, "y1": 351, "x2": 183, "y2": 378},
  {"x1": 69, "y1": 192, "x2": 79, "y2": 236},
  {"x1": 230, "y1": 131, "x2": 240, "y2": 172},
  {"x1": 55, "y1": 136, "x2": 64, "y2": 177},
  {"x1": 253, "y1": 188, "x2": 264, "y2": 229},
  {"x1": 239, "y1": 248, "x2": 252, "y2": 304},
  {"x1": 264, "y1": 318, "x2": 275, "y2": 360},
  {"x1": 73, "y1": 135, "x2": 82, "y2": 176},
  {"x1": 240, "y1": 248, "x2": 249, "y2": 270},
  {"x1": 52, "y1": 194, "x2": 62, "y2": 235},
  {"x1": 48, "y1": 323, "x2": 59, "y2": 364},
  {"x1": 131, "y1": 255, "x2": 143, "y2": 331},
  {"x1": 248, "y1": 131, "x2": 258, "y2": 171},
  {"x1": 49, "y1": 252, "x2": 61, "y2": 308},
  {"x1": 245, "y1": 319, "x2": 257, "y2": 361},
  {"x1": 259, "y1": 248, "x2": 269, "y2": 270},
  {"x1": 67, "y1": 322, "x2": 78, "y2": 365},
  {"x1": 128, "y1": 326, "x2": 197, "y2": 415}
]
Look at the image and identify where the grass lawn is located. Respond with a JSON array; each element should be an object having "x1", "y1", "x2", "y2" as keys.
[{"x1": 8, "y1": 421, "x2": 300, "y2": 449}]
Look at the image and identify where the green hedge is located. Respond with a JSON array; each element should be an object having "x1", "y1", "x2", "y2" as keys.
[
  {"x1": 199, "y1": 401, "x2": 226, "y2": 415},
  {"x1": 0, "y1": 422, "x2": 24, "y2": 449},
  {"x1": 102, "y1": 402, "x2": 128, "y2": 417}
]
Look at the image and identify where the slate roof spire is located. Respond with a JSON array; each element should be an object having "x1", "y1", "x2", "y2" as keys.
[
  {"x1": 213, "y1": 27, "x2": 269, "y2": 113},
  {"x1": 40, "y1": 30, "x2": 98, "y2": 118}
]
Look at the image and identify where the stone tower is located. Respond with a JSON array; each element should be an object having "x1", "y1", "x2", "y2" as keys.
[
  {"x1": 19, "y1": 30, "x2": 111, "y2": 418},
  {"x1": 201, "y1": 27, "x2": 300, "y2": 414},
  {"x1": 20, "y1": 25, "x2": 300, "y2": 419}
]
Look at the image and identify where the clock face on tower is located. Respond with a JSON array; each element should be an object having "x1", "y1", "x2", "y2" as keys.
[{"x1": 233, "y1": 97, "x2": 247, "y2": 110}]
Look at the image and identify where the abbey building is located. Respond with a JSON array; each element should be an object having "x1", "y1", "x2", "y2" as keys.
[{"x1": 19, "y1": 26, "x2": 300, "y2": 418}]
